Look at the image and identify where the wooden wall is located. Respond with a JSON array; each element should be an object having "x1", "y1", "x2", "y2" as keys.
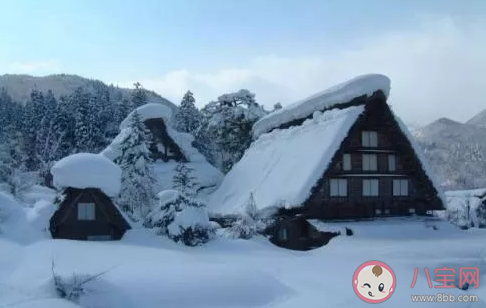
[{"x1": 303, "y1": 91, "x2": 443, "y2": 219}]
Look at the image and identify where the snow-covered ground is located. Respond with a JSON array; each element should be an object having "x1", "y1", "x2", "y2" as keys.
[{"x1": 2, "y1": 214, "x2": 486, "y2": 308}]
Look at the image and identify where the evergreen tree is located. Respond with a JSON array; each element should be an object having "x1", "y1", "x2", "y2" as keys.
[
  {"x1": 174, "y1": 91, "x2": 202, "y2": 134},
  {"x1": 71, "y1": 87, "x2": 104, "y2": 153},
  {"x1": 36, "y1": 90, "x2": 59, "y2": 177},
  {"x1": 21, "y1": 90, "x2": 46, "y2": 170},
  {"x1": 273, "y1": 102, "x2": 282, "y2": 111},
  {"x1": 245, "y1": 192, "x2": 258, "y2": 220},
  {"x1": 129, "y1": 82, "x2": 148, "y2": 111},
  {"x1": 226, "y1": 192, "x2": 264, "y2": 239},
  {"x1": 172, "y1": 162, "x2": 198, "y2": 197},
  {"x1": 199, "y1": 89, "x2": 267, "y2": 173},
  {"x1": 116, "y1": 110, "x2": 157, "y2": 221},
  {"x1": 144, "y1": 190, "x2": 213, "y2": 246},
  {"x1": 51, "y1": 95, "x2": 76, "y2": 159}
]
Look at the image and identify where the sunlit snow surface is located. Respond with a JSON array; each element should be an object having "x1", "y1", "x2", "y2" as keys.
[{"x1": 1, "y1": 217, "x2": 486, "y2": 308}]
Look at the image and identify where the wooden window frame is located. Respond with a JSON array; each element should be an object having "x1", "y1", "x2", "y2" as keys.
[
  {"x1": 388, "y1": 154, "x2": 397, "y2": 172},
  {"x1": 362, "y1": 131, "x2": 378, "y2": 147},
  {"x1": 77, "y1": 202, "x2": 96, "y2": 221},
  {"x1": 362, "y1": 179, "x2": 379, "y2": 196},
  {"x1": 393, "y1": 179, "x2": 409, "y2": 196},
  {"x1": 330, "y1": 178, "x2": 348, "y2": 197},
  {"x1": 362, "y1": 154, "x2": 378, "y2": 171},
  {"x1": 343, "y1": 153, "x2": 352, "y2": 171}
]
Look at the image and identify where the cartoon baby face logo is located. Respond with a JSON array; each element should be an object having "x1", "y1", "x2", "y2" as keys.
[{"x1": 353, "y1": 261, "x2": 396, "y2": 304}]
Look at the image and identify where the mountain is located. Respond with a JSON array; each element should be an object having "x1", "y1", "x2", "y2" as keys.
[
  {"x1": 0, "y1": 74, "x2": 178, "y2": 113},
  {"x1": 413, "y1": 117, "x2": 486, "y2": 190},
  {"x1": 466, "y1": 108, "x2": 486, "y2": 127}
]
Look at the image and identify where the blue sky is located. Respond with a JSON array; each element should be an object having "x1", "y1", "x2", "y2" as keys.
[{"x1": 0, "y1": 0, "x2": 485, "y2": 123}]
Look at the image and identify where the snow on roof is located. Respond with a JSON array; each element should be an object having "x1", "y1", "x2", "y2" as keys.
[
  {"x1": 102, "y1": 125, "x2": 210, "y2": 164},
  {"x1": 393, "y1": 113, "x2": 446, "y2": 206},
  {"x1": 120, "y1": 103, "x2": 173, "y2": 130},
  {"x1": 209, "y1": 105, "x2": 365, "y2": 215},
  {"x1": 101, "y1": 126, "x2": 223, "y2": 197},
  {"x1": 51, "y1": 153, "x2": 122, "y2": 197},
  {"x1": 253, "y1": 74, "x2": 390, "y2": 138}
]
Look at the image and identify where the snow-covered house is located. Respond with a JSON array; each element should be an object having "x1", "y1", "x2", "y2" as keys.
[
  {"x1": 102, "y1": 103, "x2": 223, "y2": 195},
  {"x1": 49, "y1": 153, "x2": 131, "y2": 241},
  {"x1": 209, "y1": 74, "x2": 445, "y2": 249}
]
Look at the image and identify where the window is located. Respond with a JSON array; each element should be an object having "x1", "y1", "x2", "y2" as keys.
[
  {"x1": 388, "y1": 154, "x2": 396, "y2": 172},
  {"x1": 363, "y1": 179, "x2": 379, "y2": 196},
  {"x1": 343, "y1": 154, "x2": 351, "y2": 171},
  {"x1": 362, "y1": 154, "x2": 377, "y2": 171},
  {"x1": 393, "y1": 179, "x2": 409, "y2": 196},
  {"x1": 330, "y1": 179, "x2": 347, "y2": 197},
  {"x1": 77, "y1": 202, "x2": 95, "y2": 220},
  {"x1": 362, "y1": 131, "x2": 378, "y2": 147},
  {"x1": 279, "y1": 228, "x2": 288, "y2": 241}
]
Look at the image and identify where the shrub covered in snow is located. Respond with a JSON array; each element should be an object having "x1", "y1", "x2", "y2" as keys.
[
  {"x1": 225, "y1": 193, "x2": 266, "y2": 239},
  {"x1": 226, "y1": 214, "x2": 265, "y2": 239},
  {"x1": 144, "y1": 190, "x2": 213, "y2": 246},
  {"x1": 51, "y1": 261, "x2": 109, "y2": 303}
]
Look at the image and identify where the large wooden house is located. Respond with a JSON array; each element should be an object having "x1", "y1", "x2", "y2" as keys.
[{"x1": 209, "y1": 74, "x2": 445, "y2": 250}]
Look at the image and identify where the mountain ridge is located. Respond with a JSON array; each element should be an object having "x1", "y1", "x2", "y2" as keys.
[{"x1": 0, "y1": 73, "x2": 178, "y2": 113}]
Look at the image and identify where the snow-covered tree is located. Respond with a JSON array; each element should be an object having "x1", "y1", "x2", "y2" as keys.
[
  {"x1": 273, "y1": 102, "x2": 282, "y2": 111},
  {"x1": 116, "y1": 110, "x2": 157, "y2": 221},
  {"x1": 21, "y1": 89, "x2": 46, "y2": 170},
  {"x1": 72, "y1": 88, "x2": 105, "y2": 153},
  {"x1": 144, "y1": 190, "x2": 213, "y2": 246},
  {"x1": 174, "y1": 91, "x2": 202, "y2": 134},
  {"x1": 172, "y1": 162, "x2": 198, "y2": 197},
  {"x1": 246, "y1": 192, "x2": 258, "y2": 220},
  {"x1": 198, "y1": 89, "x2": 267, "y2": 173},
  {"x1": 226, "y1": 192, "x2": 264, "y2": 239},
  {"x1": 129, "y1": 82, "x2": 148, "y2": 111}
]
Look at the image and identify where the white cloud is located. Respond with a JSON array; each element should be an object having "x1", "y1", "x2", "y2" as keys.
[{"x1": 116, "y1": 15, "x2": 486, "y2": 124}]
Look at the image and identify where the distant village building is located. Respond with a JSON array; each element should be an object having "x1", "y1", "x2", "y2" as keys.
[
  {"x1": 118, "y1": 103, "x2": 187, "y2": 162},
  {"x1": 49, "y1": 153, "x2": 131, "y2": 241},
  {"x1": 102, "y1": 103, "x2": 223, "y2": 195},
  {"x1": 209, "y1": 74, "x2": 445, "y2": 250}
]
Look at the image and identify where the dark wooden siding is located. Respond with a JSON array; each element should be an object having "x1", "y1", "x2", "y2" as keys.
[{"x1": 303, "y1": 91, "x2": 443, "y2": 219}]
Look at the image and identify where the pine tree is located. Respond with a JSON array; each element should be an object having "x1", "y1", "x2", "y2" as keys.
[
  {"x1": 116, "y1": 110, "x2": 157, "y2": 221},
  {"x1": 144, "y1": 190, "x2": 213, "y2": 246},
  {"x1": 199, "y1": 89, "x2": 267, "y2": 173},
  {"x1": 71, "y1": 87, "x2": 104, "y2": 153},
  {"x1": 129, "y1": 82, "x2": 148, "y2": 111},
  {"x1": 273, "y1": 102, "x2": 282, "y2": 111},
  {"x1": 36, "y1": 90, "x2": 59, "y2": 177},
  {"x1": 21, "y1": 90, "x2": 46, "y2": 170},
  {"x1": 245, "y1": 192, "x2": 258, "y2": 220},
  {"x1": 174, "y1": 91, "x2": 202, "y2": 134},
  {"x1": 172, "y1": 162, "x2": 198, "y2": 197}
]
